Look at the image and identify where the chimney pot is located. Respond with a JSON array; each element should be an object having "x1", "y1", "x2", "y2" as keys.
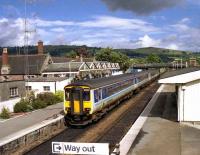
[
  {"x1": 2, "y1": 48, "x2": 8, "y2": 65},
  {"x1": 38, "y1": 40, "x2": 44, "y2": 55},
  {"x1": 3, "y1": 48, "x2": 7, "y2": 54},
  {"x1": 1, "y1": 48, "x2": 10, "y2": 74}
]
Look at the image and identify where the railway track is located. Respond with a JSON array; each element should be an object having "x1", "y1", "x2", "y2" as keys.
[{"x1": 25, "y1": 81, "x2": 159, "y2": 155}]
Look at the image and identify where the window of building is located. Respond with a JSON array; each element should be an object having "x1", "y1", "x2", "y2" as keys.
[
  {"x1": 43, "y1": 86, "x2": 50, "y2": 91},
  {"x1": 10, "y1": 87, "x2": 19, "y2": 97},
  {"x1": 26, "y1": 86, "x2": 32, "y2": 91}
]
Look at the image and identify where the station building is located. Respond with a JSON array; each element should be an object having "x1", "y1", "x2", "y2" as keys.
[{"x1": 159, "y1": 68, "x2": 200, "y2": 122}]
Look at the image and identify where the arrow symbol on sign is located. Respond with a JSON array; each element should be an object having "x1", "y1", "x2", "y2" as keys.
[{"x1": 57, "y1": 146, "x2": 62, "y2": 150}]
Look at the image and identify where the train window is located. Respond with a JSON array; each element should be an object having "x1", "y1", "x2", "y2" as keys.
[
  {"x1": 99, "y1": 89, "x2": 102, "y2": 100},
  {"x1": 102, "y1": 88, "x2": 107, "y2": 99},
  {"x1": 72, "y1": 90, "x2": 80, "y2": 100},
  {"x1": 65, "y1": 89, "x2": 70, "y2": 101},
  {"x1": 83, "y1": 91, "x2": 90, "y2": 101},
  {"x1": 94, "y1": 89, "x2": 99, "y2": 103}
]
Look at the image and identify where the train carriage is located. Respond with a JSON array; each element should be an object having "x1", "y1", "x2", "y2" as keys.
[{"x1": 64, "y1": 70, "x2": 160, "y2": 126}]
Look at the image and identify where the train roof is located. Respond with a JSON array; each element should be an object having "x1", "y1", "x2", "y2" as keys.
[{"x1": 67, "y1": 70, "x2": 158, "y2": 89}]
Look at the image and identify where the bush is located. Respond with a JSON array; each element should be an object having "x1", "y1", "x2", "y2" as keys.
[
  {"x1": 26, "y1": 91, "x2": 35, "y2": 102},
  {"x1": 55, "y1": 91, "x2": 64, "y2": 102},
  {"x1": 32, "y1": 99, "x2": 47, "y2": 109},
  {"x1": 0, "y1": 107, "x2": 10, "y2": 119},
  {"x1": 37, "y1": 92, "x2": 56, "y2": 105},
  {"x1": 14, "y1": 99, "x2": 32, "y2": 113}
]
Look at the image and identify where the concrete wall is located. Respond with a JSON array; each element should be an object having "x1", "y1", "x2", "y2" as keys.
[{"x1": 178, "y1": 79, "x2": 200, "y2": 122}]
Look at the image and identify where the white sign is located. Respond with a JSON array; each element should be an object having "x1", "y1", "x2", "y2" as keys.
[{"x1": 52, "y1": 142, "x2": 109, "y2": 155}]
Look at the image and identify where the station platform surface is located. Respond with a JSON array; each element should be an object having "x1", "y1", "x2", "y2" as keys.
[
  {"x1": 128, "y1": 85, "x2": 200, "y2": 155},
  {"x1": 0, "y1": 102, "x2": 63, "y2": 140}
]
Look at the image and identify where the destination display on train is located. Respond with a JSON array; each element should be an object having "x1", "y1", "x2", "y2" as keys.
[{"x1": 52, "y1": 142, "x2": 109, "y2": 155}]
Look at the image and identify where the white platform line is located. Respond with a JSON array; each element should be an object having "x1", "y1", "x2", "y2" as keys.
[{"x1": 112, "y1": 84, "x2": 165, "y2": 155}]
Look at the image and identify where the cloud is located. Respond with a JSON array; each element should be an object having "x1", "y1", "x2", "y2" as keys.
[
  {"x1": 137, "y1": 35, "x2": 160, "y2": 47},
  {"x1": 1, "y1": 5, "x2": 21, "y2": 18},
  {"x1": 166, "y1": 44, "x2": 179, "y2": 50},
  {"x1": 50, "y1": 27, "x2": 66, "y2": 32},
  {"x1": 0, "y1": 16, "x2": 199, "y2": 51},
  {"x1": 170, "y1": 22, "x2": 200, "y2": 51},
  {"x1": 33, "y1": 18, "x2": 75, "y2": 27},
  {"x1": 179, "y1": 17, "x2": 190, "y2": 23},
  {"x1": 102, "y1": 0, "x2": 184, "y2": 15},
  {"x1": 78, "y1": 16, "x2": 158, "y2": 32},
  {"x1": 0, "y1": 18, "x2": 24, "y2": 46}
]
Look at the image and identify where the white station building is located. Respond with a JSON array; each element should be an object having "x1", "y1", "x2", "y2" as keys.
[{"x1": 159, "y1": 68, "x2": 200, "y2": 122}]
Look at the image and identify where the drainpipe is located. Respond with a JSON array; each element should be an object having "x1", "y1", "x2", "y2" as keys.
[
  {"x1": 55, "y1": 81, "x2": 56, "y2": 93},
  {"x1": 182, "y1": 85, "x2": 186, "y2": 122}
]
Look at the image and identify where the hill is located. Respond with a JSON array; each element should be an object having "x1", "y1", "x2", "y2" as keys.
[
  {"x1": 117, "y1": 47, "x2": 194, "y2": 62},
  {"x1": 0, "y1": 45, "x2": 199, "y2": 63}
]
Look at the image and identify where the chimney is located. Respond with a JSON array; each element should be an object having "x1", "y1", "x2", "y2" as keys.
[
  {"x1": 38, "y1": 40, "x2": 44, "y2": 55},
  {"x1": 1, "y1": 48, "x2": 10, "y2": 75}
]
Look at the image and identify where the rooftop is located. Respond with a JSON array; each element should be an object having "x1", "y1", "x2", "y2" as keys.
[
  {"x1": 159, "y1": 67, "x2": 200, "y2": 84},
  {"x1": 28, "y1": 77, "x2": 68, "y2": 82},
  {"x1": 0, "y1": 54, "x2": 51, "y2": 75}
]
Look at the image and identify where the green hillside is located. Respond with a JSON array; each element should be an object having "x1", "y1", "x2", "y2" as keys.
[
  {"x1": 1, "y1": 45, "x2": 199, "y2": 63},
  {"x1": 118, "y1": 47, "x2": 194, "y2": 62}
]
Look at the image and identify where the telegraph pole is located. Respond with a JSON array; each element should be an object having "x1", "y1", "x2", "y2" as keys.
[{"x1": 24, "y1": 0, "x2": 36, "y2": 79}]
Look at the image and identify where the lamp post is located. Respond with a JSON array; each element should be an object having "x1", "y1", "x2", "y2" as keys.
[{"x1": 69, "y1": 60, "x2": 75, "y2": 77}]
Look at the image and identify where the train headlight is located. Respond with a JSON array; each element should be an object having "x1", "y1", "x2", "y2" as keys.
[
  {"x1": 65, "y1": 107, "x2": 70, "y2": 113},
  {"x1": 84, "y1": 108, "x2": 91, "y2": 113}
]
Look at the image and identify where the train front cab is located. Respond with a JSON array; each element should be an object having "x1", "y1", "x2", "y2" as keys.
[{"x1": 64, "y1": 86, "x2": 92, "y2": 125}]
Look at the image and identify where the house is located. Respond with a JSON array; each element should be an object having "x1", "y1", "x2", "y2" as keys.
[
  {"x1": 0, "y1": 45, "x2": 53, "y2": 78},
  {"x1": 0, "y1": 42, "x2": 52, "y2": 112},
  {"x1": 0, "y1": 75, "x2": 25, "y2": 112},
  {"x1": 159, "y1": 68, "x2": 200, "y2": 122},
  {"x1": 26, "y1": 77, "x2": 71, "y2": 95}
]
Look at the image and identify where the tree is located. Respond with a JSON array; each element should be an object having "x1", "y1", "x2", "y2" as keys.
[
  {"x1": 146, "y1": 54, "x2": 162, "y2": 63},
  {"x1": 131, "y1": 58, "x2": 146, "y2": 64},
  {"x1": 95, "y1": 48, "x2": 130, "y2": 71},
  {"x1": 66, "y1": 50, "x2": 77, "y2": 58}
]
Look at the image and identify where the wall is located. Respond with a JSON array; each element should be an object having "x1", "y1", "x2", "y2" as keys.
[
  {"x1": 0, "y1": 81, "x2": 25, "y2": 102},
  {"x1": 183, "y1": 79, "x2": 200, "y2": 121},
  {"x1": 0, "y1": 98, "x2": 21, "y2": 112},
  {"x1": 178, "y1": 79, "x2": 200, "y2": 122},
  {"x1": 0, "y1": 81, "x2": 25, "y2": 112},
  {"x1": 26, "y1": 79, "x2": 71, "y2": 95}
]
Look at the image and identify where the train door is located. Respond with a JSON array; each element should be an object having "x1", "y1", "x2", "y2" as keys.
[{"x1": 70, "y1": 88, "x2": 84, "y2": 115}]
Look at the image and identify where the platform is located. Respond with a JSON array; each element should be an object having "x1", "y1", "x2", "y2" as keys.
[
  {"x1": 0, "y1": 102, "x2": 63, "y2": 140},
  {"x1": 127, "y1": 84, "x2": 200, "y2": 155}
]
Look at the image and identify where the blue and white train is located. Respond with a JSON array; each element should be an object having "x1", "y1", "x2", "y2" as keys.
[{"x1": 64, "y1": 69, "x2": 160, "y2": 126}]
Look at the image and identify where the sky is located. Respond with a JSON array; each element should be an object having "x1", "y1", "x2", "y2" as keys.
[{"x1": 0, "y1": 0, "x2": 200, "y2": 51}]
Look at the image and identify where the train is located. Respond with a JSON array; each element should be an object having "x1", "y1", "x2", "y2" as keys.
[{"x1": 64, "y1": 69, "x2": 161, "y2": 126}]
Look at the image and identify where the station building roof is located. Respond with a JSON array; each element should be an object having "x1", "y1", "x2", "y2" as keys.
[
  {"x1": 159, "y1": 67, "x2": 200, "y2": 84},
  {"x1": 28, "y1": 77, "x2": 67, "y2": 82}
]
